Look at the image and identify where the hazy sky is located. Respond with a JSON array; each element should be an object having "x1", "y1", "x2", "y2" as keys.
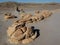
[{"x1": 0, "y1": 0, "x2": 60, "y2": 3}]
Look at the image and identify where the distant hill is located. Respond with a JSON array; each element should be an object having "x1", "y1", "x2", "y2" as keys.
[
  {"x1": 0, "y1": 2, "x2": 60, "y2": 10},
  {"x1": 0, "y1": 2, "x2": 60, "y2": 7}
]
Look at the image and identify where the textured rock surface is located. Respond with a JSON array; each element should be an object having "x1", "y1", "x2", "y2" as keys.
[
  {"x1": 7, "y1": 10, "x2": 52, "y2": 44},
  {"x1": 7, "y1": 21, "x2": 37, "y2": 44},
  {"x1": 4, "y1": 12, "x2": 17, "y2": 19}
]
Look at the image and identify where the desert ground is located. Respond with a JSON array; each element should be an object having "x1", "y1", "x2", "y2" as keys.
[{"x1": 0, "y1": 2, "x2": 60, "y2": 45}]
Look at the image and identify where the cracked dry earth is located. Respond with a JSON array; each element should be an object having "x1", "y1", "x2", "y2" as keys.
[{"x1": 7, "y1": 10, "x2": 52, "y2": 44}]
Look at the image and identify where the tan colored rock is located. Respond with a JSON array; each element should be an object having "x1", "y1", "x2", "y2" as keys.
[
  {"x1": 8, "y1": 38, "x2": 19, "y2": 44},
  {"x1": 4, "y1": 15, "x2": 17, "y2": 19},
  {"x1": 20, "y1": 13, "x2": 27, "y2": 19},
  {"x1": 21, "y1": 26, "x2": 27, "y2": 33},
  {"x1": 7, "y1": 26, "x2": 16, "y2": 37},
  {"x1": 4, "y1": 13, "x2": 17, "y2": 19},
  {"x1": 41, "y1": 10, "x2": 52, "y2": 18},
  {"x1": 7, "y1": 22, "x2": 26, "y2": 37},
  {"x1": 20, "y1": 13, "x2": 32, "y2": 19},
  {"x1": 14, "y1": 19, "x2": 24, "y2": 23},
  {"x1": 15, "y1": 14, "x2": 33, "y2": 24},
  {"x1": 31, "y1": 16, "x2": 38, "y2": 22},
  {"x1": 7, "y1": 23, "x2": 36, "y2": 44},
  {"x1": 15, "y1": 19, "x2": 27, "y2": 24},
  {"x1": 20, "y1": 13, "x2": 32, "y2": 20},
  {"x1": 10, "y1": 29, "x2": 24, "y2": 40},
  {"x1": 26, "y1": 19, "x2": 33, "y2": 24},
  {"x1": 35, "y1": 10, "x2": 40, "y2": 14},
  {"x1": 22, "y1": 31, "x2": 37, "y2": 44},
  {"x1": 35, "y1": 15, "x2": 44, "y2": 21},
  {"x1": 7, "y1": 10, "x2": 53, "y2": 45},
  {"x1": 25, "y1": 27, "x2": 34, "y2": 38}
]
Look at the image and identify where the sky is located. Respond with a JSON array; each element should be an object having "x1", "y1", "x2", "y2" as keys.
[{"x1": 0, "y1": 0, "x2": 60, "y2": 3}]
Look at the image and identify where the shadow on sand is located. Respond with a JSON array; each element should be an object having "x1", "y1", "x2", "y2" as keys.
[{"x1": 31, "y1": 26, "x2": 40, "y2": 38}]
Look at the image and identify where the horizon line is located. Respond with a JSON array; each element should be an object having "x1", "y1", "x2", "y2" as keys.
[{"x1": 0, "y1": 1, "x2": 60, "y2": 3}]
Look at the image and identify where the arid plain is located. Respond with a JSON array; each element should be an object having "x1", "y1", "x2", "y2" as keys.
[{"x1": 0, "y1": 2, "x2": 60, "y2": 45}]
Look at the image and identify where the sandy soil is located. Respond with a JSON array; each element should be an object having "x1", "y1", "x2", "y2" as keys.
[{"x1": 0, "y1": 2, "x2": 60, "y2": 45}]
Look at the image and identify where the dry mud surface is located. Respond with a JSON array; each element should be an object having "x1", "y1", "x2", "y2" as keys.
[{"x1": 0, "y1": 3, "x2": 60, "y2": 45}]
